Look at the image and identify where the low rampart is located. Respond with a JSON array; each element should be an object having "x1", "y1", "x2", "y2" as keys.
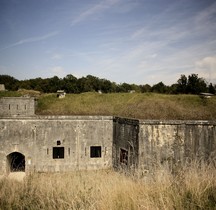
[{"x1": 0, "y1": 115, "x2": 215, "y2": 175}]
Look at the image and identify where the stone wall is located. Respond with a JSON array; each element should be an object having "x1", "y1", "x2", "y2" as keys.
[
  {"x1": 0, "y1": 116, "x2": 113, "y2": 175},
  {"x1": 0, "y1": 97, "x2": 35, "y2": 117},
  {"x1": 0, "y1": 114, "x2": 215, "y2": 175},
  {"x1": 113, "y1": 117, "x2": 139, "y2": 170},
  {"x1": 138, "y1": 120, "x2": 216, "y2": 172}
]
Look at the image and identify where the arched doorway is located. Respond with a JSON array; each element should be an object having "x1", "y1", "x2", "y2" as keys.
[{"x1": 7, "y1": 152, "x2": 25, "y2": 172}]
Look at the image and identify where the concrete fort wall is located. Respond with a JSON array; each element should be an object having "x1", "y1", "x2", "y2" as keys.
[
  {"x1": 113, "y1": 119, "x2": 216, "y2": 172},
  {"x1": 0, "y1": 97, "x2": 35, "y2": 117},
  {"x1": 139, "y1": 120, "x2": 216, "y2": 172},
  {"x1": 0, "y1": 116, "x2": 113, "y2": 175},
  {"x1": 113, "y1": 117, "x2": 139, "y2": 170}
]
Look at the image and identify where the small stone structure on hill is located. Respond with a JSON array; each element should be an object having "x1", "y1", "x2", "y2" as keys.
[
  {"x1": 0, "y1": 84, "x2": 5, "y2": 91},
  {"x1": 57, "y1": 90, "x2": 66, "y2": 98}
]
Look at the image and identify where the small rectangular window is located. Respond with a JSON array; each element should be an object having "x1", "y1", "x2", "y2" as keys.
[
  {"x1": 17, "y1": 105, "x2": 19, "y2": 110},
  {"x1": 68, "y1": 148, "x2": 70, "y2": 156},
  {"x1": 53, "y1": 147, "x2": 64, "y2": 159},
  {"x1": 90, "y1": 146, "x2": 101, "y2": 158},
  {"x1": 47, "y1": 148, "x2": 49, "y2": 155},
  {"x1": 9, "y1": 104, "x2": 10, "y2": 110},
  {"x1": 120, "y1": 148, "x2": 128, "y2": 165}
]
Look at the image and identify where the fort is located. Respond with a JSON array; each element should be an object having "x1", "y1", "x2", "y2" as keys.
[{"x1": 0, "y1": 97, "x2": 215, "y2": 175}]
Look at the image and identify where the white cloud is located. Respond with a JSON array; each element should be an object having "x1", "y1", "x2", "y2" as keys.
[
  {"x1": 195, "y1": 56, "x2": 216, "y2": 83},
  {"x1": 49, "y1": 66, "x2": 66, "y2": 78}
]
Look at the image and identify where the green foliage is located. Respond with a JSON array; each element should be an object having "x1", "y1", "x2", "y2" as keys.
[
  {"x1": 0, "y1": 73, "x2": 215, "y2": 95},
  {"x1": 177, "y1": 74, "x2": 208, "y2": 94},
  {"x1": 151, "y1": 81, "x2": 167, "y2": 93},
  {"x1": 0, "y1": 75, "x2": 19, "y2": 90}
]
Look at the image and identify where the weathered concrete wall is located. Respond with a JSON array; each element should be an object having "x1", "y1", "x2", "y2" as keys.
[
  {"x1": 0, "y1": 116, "x2": 113, "y2": 175},
  {"x1": 0, "y1": 97, "x2": 35, "y2": 116},
  {"x1": 113, "y1": 117, "x2": 139, "y2": 170},
  {"x1": 0, "y1": 114, "x2": 215, "y2": 175},
  {"x1": 138, "y1": 120, "x2": 216, "y2": 172}
]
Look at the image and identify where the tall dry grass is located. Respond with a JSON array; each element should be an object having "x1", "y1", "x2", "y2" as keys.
[{"x1": 0, "y1": 162, "x2": 215, "y2": 210}]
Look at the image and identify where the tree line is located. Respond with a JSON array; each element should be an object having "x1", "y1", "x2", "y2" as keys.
[{"x1": 0, "y1": 73, "x2": 215, "y2": 94}]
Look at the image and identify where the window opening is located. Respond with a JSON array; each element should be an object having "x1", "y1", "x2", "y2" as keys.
[
  {"x1": 90, "y1": 146, "x2": 101, "y2": 158},
  {"x1": 120, "y1": 148, "x2": 128, "y2": 165},
  {"x1": 53, "y1": 147, "x2": 64, "y2": 159},
  {"x1": 47, "y1": 148, "x2": 49, "y2": 155},
  {"x1": 68, "y1": 148, "x2": 70, "y2": 156},
  {"x1": 9, "y1": 104, "x2": 10, "y2": 110},
  {"x1": 57, "y1": 140, "x2": 61, "y2": 145},
  {"x1": 17, "y1": 105, "x2": 19, "y2": 110}
]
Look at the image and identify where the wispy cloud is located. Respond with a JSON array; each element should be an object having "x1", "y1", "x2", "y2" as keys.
[
  {"x1": 0, "y1": 31, "x2": 59, "y2": 51},
  {"x1": 71, "y1": 0, "x2": 121, "y2": 25},
  {"x1": 195, "y1": 1, "x2": 216, "y2": 25}
]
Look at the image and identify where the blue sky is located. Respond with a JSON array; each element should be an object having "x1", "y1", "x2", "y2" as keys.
[{"x1": 0, "y1": 0, "x2": 216, "y2": 85}]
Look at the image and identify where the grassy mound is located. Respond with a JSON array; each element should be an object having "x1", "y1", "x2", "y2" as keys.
[
  {"x1": 36, "y1": 92, "x2": 216, "y2": 120},
  {"x1": 1, "y1": 91, "x2": 215, "y2": 119}
]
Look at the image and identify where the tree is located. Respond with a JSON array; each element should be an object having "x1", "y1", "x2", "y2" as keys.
[
  {"x1": 187, "y1": 74, "x2": 207, "y2": 94},
  {"x1": 176, "y1": 74, "x2": 208, "y2": 94},
  {"x1": 177, "y1": 74, "x2": 187, "y2": 93},
  {"x1": 62, "y1": 74, "x2": 78, "y2": 93},
  {"x1": 0, "y1": 75, "x2": 19, "y2": 91},
  {"x1": 140, "y1": 84, "x2": 151, "y2": 93},
  {"x1": 208, "y1": 83, "x2": 215, "y2": 94},
  {"x1": 48, "y1": 76, "x2": 61, "y2": 93},
  {"x1": 151, "y1": 82, "x2": 167, "y2": 93}
]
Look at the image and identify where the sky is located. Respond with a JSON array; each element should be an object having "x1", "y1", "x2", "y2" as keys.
[{"x1": 0, "y1": 0, "x2": 216, "y2": 85}]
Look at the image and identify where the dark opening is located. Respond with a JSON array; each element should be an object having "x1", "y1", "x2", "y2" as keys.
[
  {"x1": 90, "y1": 146, "x2": 101, "y2": 158},
  {"x1": 120, "y1": 148, "x2": 128, "y2": 165},
  {"x1": 57, "y1": 140, "x2": 61, "y2": 145},
  {"x1": 53, "y1": 147, "x2": 64, "y2": 159},
  {"x1": 7, "y1": 152, "x2": 25, "y2": 172}
]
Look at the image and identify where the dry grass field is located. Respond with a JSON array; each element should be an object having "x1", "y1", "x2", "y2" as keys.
[
  {"x1": 0, "y1": 162, "x2": 215, "y2": 210},
  {"x1": 36, "y1": 92, "x2": 216, "y2": 120}
]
